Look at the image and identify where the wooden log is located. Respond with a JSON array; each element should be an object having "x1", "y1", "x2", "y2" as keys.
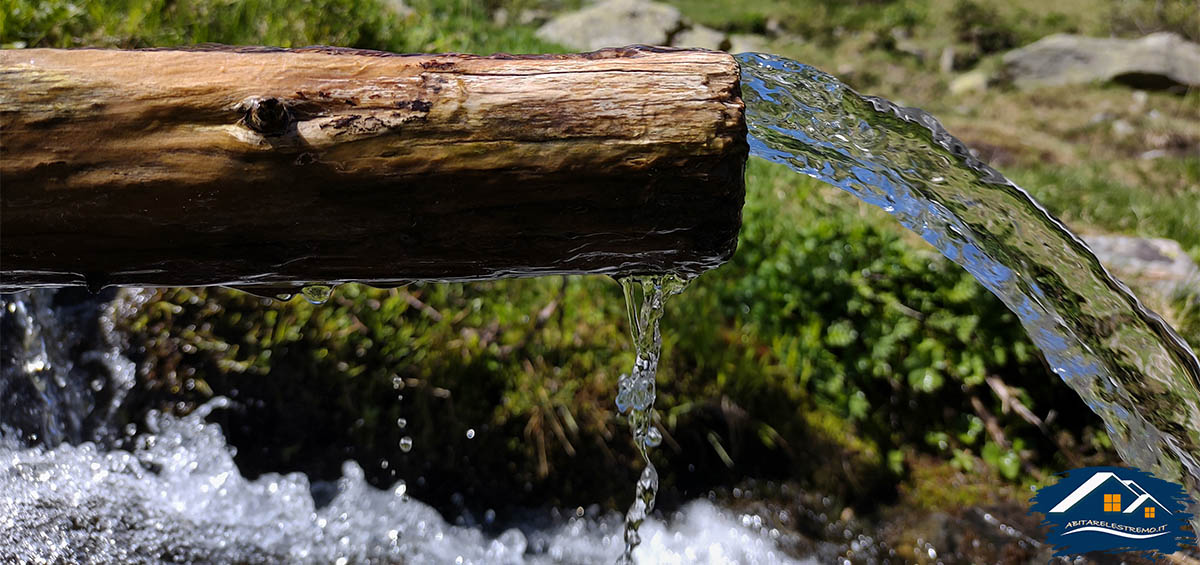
[{"x1": 0, "y1": 46, "x2": 746, "y2": 292}]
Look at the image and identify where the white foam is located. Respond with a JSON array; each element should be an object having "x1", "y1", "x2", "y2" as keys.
[{"x1": 0, "y1": 399, "x2": 813, "y2": 564}]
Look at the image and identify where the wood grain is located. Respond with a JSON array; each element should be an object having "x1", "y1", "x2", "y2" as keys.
[{"x1": 0, "y1": 46, "x2": 746, "y2": 291}]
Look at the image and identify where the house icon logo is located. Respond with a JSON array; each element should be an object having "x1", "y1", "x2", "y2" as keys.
[{"x1": 1030, "y1": 466, "x2": 1194, "y2": 557}]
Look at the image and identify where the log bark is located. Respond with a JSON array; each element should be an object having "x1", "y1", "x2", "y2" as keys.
[{"x1": 0, "y1": 46, "x2": 746, "y2": 292}]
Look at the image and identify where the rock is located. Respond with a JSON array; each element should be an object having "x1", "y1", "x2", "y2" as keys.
[
  {"x1": 516, "y1": 9, "x2": 554, "y2": 27},
  {"x1": 383, "y1": 0, "x2": 414, "y2": 19},
  {"x1": 1083, "y1": 235, "x2": 1199, "y2": 296},
  {"x1": 727, "y1": 33, "x2": 769, "y2": 54},
  {"x1": 1110, "y1": 119, "x2": 1135, "y2": 137},
  {"x1": 536, "y1": 0, "x2": 683, "y2": 51},
  {"x1": 949, "y1": 70, "x2": 989, "y2": 95},
  {"x1": 671, "y1": 24, "x2": 727, "y2": 51},
  {"x1": 938, "y1": 46, "x2": 956, "y2": 74},
  {"x1": 892, "y1": 37, "x2": 926, "y2": 63},
  {"x1": 764, "y1": 18, "x2": 784, "y2": 37},
  {"x1": 494, "y1": 8, "x2": 552, "y2": 26},
  {"x1": 1002, "y1": 32, "x2": 1200, "y2": 91}
]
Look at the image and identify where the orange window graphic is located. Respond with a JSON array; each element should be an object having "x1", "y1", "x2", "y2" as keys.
[
  {"x1": 1145, "y1": 507, "x2": 1156, "y2": 519},
  {"x1": 1104, "y1": 494, "x2": 1122, "y2": 512}
]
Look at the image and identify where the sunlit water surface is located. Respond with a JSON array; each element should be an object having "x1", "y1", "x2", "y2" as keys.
[{"x1": 738, "y1": 52, "x2": 1200, "y2": 521}]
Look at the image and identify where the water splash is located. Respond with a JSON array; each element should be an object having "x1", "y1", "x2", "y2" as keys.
[
  {"x1": 614, "y1": 274, "x2": 689, "y2": 564},
  {"x1": 0, "y1": 290, "x2": 142, "y2": 447},
  {"x1": 0, "y1": 289, "x2": 806, "y2": 564},
  {"x1": 738, "y1": 53, "x2": 1200, "y2": 511},
  {"x1": 0, "y1": 397, "x2": 803, "y2": 564}
]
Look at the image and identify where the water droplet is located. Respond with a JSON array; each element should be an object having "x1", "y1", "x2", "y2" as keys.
[
  {"x1": 396, "y1": 418, "x2": 407, "y2": 429},
  {"x1": 399, "y1": 437, "x2": 413, "y2": 452},
  {"x1": 465, "y1": 429, "x2": 475, "y2": 439},
  {"x1": 643, "y1": 426, "x2": 662, "y2": 448},
  {"x1": 301, "y1": 285, "x2": 333, "y2": 305}
]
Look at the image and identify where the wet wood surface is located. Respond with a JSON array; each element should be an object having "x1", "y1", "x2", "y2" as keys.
[{"x1": 0, "y1": 46, "x2": 746, "y2": 291}]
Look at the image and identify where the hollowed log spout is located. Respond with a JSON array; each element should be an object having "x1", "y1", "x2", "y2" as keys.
[{"x1": 0, "y1": 46, "x2": 747, "y2": 291}]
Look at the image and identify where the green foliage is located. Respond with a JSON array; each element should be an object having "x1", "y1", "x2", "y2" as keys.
[
  {"x1": 124, "y1": 279, "x2": 645, "y2": 509},
  {"x1": 948, "y1": 0, "x2": 1017, "y2": 55},
  {"x1": 1, "y1": 0, "x2": 563, "y2": 53},
  {"x1": 1108, "y1": 0, "x2": 1200, "y2": 42},
  {"x1": 664, "y1": 0, "x2": 928, "y2": 43}
]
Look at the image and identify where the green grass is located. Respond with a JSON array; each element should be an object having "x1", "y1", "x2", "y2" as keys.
[
  {"x1": 666, "y1": 0, "x2": 1193, "y2": 46},
  {"x1": 1, "y1": 0, "x2": 564, "y2": 53},
  {"x1": 1009, "y1": 158, "x2": 1200, "y2": 261}
]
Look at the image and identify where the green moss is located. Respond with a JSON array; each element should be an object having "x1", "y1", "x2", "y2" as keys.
[{"x1": 898, "y1": 455, "x2": 1026, "y2": 511}]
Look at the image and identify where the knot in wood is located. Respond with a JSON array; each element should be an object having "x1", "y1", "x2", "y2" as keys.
[{"x1": 238, "y1": 96, "x2": 292, "y2": 136}]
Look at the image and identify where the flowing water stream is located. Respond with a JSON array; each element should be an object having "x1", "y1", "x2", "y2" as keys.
[
  {"x1": 1, "y1": 52, "x2": 1199, "y2": 563},
  {"x1": 737, "y1": 52, "x2": 1200, "y2": 523}
]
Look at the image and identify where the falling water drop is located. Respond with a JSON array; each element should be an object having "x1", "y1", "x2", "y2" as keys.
[
  {"x1": 465, "y1": 429, "x2": 475, "y2": 439},
  {"x1": 643, "y1": 426, "x2": 662, "y2": 448},
  {"x1": 301, "y1": 285, "x2": 334, "y2": 305},
  {"x1": 399, "y1": 437, "x2": 413, "y2": 452},
  {"x1": 396, "y1": 418, "x2": 407, "y2": 429}
]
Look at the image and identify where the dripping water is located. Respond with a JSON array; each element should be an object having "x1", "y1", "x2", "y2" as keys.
[
  {"x1": 738, "y1": 52, "x2": 1200, "y2": 522},
  {"x1": 228, "y1": 284, "x2": 338, "y2": 304},
  {"x1": 614, "y1": 274, "x2": 689, "y2": 564},
  {"x1": 301, "y1": 285, "x2": 334, "y2": 305}
]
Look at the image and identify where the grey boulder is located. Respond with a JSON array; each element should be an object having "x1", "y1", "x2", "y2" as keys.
[
  {"x1": 1084, "y1": 235, "x2": 1199, "y2": 297},
  {"x1": 1002, "y1": 32, "x2": 1200, "y2": 91},
  {"x1": 536, "y1": 0, "x2": 684, "y2": 51}
]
